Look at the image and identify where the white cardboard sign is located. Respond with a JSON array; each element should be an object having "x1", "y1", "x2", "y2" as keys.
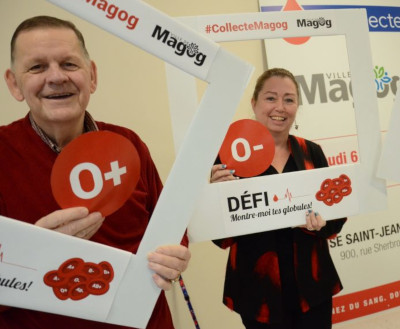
[
  {"x1": 190, "y1": 166, "x2": 360, "y2": 241},
  {"x1": 164, "y1": 9, "x2": 387, "y2": 242},
  {"x1": 0, "y1": 0, "x2": 253, "y2": 328},
  {"x1": 0, "y1": 215, "x2": 130, "y2": 321}
]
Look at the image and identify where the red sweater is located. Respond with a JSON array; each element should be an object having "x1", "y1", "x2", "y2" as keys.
[{"x1": 0, "y1": 115, "x2": 175, "y2": 329}]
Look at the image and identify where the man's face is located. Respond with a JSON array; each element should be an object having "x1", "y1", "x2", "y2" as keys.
[{"x1": 5, "y1": 27, "x2": 97, "y2": 132}]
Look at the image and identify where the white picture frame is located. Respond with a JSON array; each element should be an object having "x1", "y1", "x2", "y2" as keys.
[{"x1": 165, "y1": 9, "x2": 387, "y2": 242}]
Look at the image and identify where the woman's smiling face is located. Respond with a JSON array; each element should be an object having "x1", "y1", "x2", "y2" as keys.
[{"x1": 251, "y1": 76, "x2": 299, "y2": 138}]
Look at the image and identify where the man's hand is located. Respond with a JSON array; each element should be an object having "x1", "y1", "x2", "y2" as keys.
[
  {"x1": 35, "y1": 207, "x2": 105, "y2": 240},
  {"x1": 147, "y1": 245, "x2": 191, "y2": 290}
]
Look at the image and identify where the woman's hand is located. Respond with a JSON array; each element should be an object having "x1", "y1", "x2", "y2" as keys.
[
  {"x1": 210, "y1": 164, "x2": 238, "y2": 183},
  {"x1": 303, "y1": 209, "x2": 326, "y2": 231}
]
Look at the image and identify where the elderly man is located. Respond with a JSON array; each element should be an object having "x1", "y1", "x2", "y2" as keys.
[{"x1": 0, "y1": 15, "x2": 190, "y2": 329}]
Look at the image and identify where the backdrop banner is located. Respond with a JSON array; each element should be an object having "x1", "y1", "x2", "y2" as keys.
[{"x1": 258, "y1": 0, "x2": 400, "y2": 324}]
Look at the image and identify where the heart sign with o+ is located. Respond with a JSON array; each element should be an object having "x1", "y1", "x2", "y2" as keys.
[
  {"x1": 219, "y1": 119, "x2": 275, "y2": 177},
  {"x1": 51, "y1": 131, "x2": 141, "y2": 217}
]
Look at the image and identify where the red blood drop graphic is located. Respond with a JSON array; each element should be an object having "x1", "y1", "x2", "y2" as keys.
[{"x1": 282, "y1": 0, "x2": 311, "y2": 45}]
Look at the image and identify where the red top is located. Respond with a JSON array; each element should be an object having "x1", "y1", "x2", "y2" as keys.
[{"x1": 0, "y1": 115, "x2": 181, "y2": 329}]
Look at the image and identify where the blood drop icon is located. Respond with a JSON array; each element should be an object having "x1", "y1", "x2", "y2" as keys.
[{"x1": 282, "y1": 0, "x2": 311, "y2": 45}]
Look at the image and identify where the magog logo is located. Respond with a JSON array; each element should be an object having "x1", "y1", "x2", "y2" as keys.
[
  {"x1": 151, "y1": 25, "x2": 207, "y2": 66},
  {"x1": 297, "y1": 17, "x2": 332, "y2": 29}
]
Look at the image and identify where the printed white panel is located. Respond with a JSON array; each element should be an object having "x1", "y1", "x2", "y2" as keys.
[
  {"x1": 48, "y1": 0, "x2": 220, "y2": 81},
  {"x1": 165, "y1": 9, "x2": 386, "y2": 242},
  {"x1": 0, "y1": 215, "x2": 131, "y2": 322}
]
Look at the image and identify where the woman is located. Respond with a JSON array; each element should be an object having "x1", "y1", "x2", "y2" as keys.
[{"x1": 211, "y1": 68, "x2": 346, "y2": 329}]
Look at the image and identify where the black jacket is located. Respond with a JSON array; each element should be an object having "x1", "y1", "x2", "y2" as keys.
[{"x1": 214, "y1": 135, "x2": 346, "y2": 324}]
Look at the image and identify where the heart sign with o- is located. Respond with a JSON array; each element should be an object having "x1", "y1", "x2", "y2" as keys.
[{"x1": 219, "y1": 119, "x2": 275, "y2": 177}]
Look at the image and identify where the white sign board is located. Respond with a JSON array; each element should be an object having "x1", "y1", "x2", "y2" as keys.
[{"x1": 165, "y1": 9, "x2": 387, "y2": 242}]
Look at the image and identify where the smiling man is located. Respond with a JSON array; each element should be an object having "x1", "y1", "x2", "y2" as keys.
[
  {"x1": 5, "y1": 19, "x2": 97, "y2": 150},
  {"x1": 0, "y1": 15, "x2": 190, "y2": 329}
]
